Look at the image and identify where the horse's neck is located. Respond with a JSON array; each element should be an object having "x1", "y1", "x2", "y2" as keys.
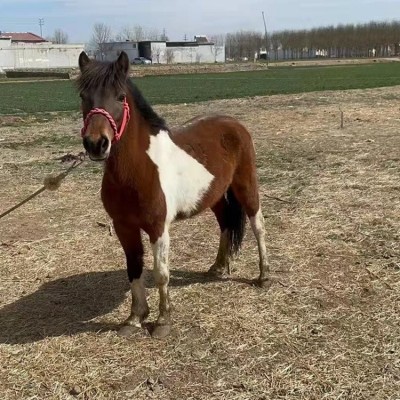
[{"x1": 106, "y1": 110, "x2": 153, "y2": 186}]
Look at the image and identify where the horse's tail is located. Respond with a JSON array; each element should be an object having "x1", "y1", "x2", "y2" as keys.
[{"x1": 225, "y1": 187, "x2": 246, "y2": 255}]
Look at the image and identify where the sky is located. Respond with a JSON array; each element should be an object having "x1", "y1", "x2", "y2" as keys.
[{"x1": 0, "y1": 0, "x2": 398, "y2": 43}]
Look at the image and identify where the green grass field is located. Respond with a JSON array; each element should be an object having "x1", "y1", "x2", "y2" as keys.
[{"x1": 1, "y1": 63, "x2": 400, "y2": 115}]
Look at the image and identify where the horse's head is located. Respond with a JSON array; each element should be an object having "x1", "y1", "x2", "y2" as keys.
[{"x1": 77, "y1": 51, "x2": 131, "y2": 161}]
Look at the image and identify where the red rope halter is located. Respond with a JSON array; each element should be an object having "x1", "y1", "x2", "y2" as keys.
[{"x1": 80, "y1": 99, "x2": 130, "y2": 144}]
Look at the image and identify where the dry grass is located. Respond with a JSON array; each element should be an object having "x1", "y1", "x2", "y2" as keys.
[{"x1": 0, "y1": 86, "x2": 399, "y2": 399}]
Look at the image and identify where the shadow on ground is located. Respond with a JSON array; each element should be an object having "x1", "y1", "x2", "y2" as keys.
[{"x1": 0, "y1": 268, "x2": 252, "y2": 344}]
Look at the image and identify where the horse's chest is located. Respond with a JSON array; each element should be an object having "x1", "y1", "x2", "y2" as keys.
[
  {"x1": 147, "y1": 131, "x2": 214, "y2": 222},
  {"x1": 101, "y1": 182, "x2": 139, "y2": 220}
]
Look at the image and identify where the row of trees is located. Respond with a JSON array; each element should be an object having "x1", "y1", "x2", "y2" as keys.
[
  {"x1": 226, "y1": 21, "x2": 400, "y2": 61},
  {"x1": 225, "y1": 31, "x2": 264, "y2": 60}
]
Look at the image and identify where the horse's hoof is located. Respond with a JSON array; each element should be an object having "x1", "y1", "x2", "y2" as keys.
[
  {"x1": 254, "y1": 278, "x2": 272, "y2": 290},
  {"x1": 207, "y1": 264, "x2": 229, "y2": 278},
  {"x1": 151, "y1": 324, "x2": 171, "y2": 339},
  {"x1": 117, "y1": 325, "x2": 142, "y2": 337}
]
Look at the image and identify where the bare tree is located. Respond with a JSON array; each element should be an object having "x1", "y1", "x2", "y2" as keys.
[
  {"x1": 225, "y1": 31, "x2": 264, "y2": 61},
  {"x1": 116, "y1": 25, "x2": 161, "y2": 42},
  {"x1": 146, "y1": 28, "x2": 160, "y2": 41},
  {"x1": 133, "y1": 25, "x2": 145, "y2": 41},
  {"x1": 270, "y1": 33, "x2": 280, "y2": 60},
  {"x1": 115, "y1": 25, "x2": 135, "y2": 41},
  {"x1": 209, "y1": 34, "x2": 225, "y2": 62},
  {"x1": 90, "y1": 23, "x2": 112, "y2": 59},
  {"x1": 49, "y1": 29, "x2": 68, "y2": 44},
  {"x1": 165, "y1": 48, "x2": 174, "y2": 64},
  {"x1": 153, "y1": 46, "x2": 162, "y2": 63}
]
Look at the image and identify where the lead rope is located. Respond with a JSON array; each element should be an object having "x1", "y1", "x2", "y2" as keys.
[{"x1": 0, "y1": 153, "x2": 85, "y2": 220}]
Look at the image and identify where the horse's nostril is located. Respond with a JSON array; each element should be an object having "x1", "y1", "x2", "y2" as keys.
[
  {"x1": 82, "y1": 135, "x2": 109, "y2": 158},
  {"x1": 100, "y1": 135, "x2": 109, "y2": 152}
]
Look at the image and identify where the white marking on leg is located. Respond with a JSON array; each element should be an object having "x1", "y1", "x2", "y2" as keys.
[
  {"x1": 147, "y1": 130, "x2": 214, "y2": 222},
  {"x1": 250, "y1": 209, "x2": 269, "y2": 279},
  {"x1": 152, "y1": 228, "x2": 171, "y2": 324}
]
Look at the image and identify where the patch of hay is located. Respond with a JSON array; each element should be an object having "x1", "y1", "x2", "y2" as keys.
[{"x1": 0, "y1": 87, "x2": 399, "y2": 399}]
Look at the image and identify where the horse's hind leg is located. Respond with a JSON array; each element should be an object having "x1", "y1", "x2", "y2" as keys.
[
  {"x1": 249, "y1": 209, "x2": 270, "y2": 287},
  {"x1": 113, "y1": 221, "x2": 149, "y2": 337},
  {"x1": 232, "y1": 168, "x2": 270, "y2": 287},
  {"x1": 208, "y1": 197, "x2": 231, "y2": 277}
]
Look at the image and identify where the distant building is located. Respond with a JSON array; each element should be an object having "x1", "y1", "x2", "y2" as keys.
[
  {"x1": 194, "y1": 35, "x2": 209, "y2": 44},
  {"x1": 102, "y1": 41, "x2": 140, "y2": 62},
  {"x1": 0, "y1": 32, "x2": 47, "y2": 44},
  {"x1": 103, "y1": 36, "x2": 225, "y2": 64},
  {"x1": 0, "y1": 32, "x2": 84, "y2": 69}
]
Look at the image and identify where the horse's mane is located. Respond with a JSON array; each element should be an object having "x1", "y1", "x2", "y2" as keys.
[
  {"x1": 126, "y1": 80, "x2": 168, "y2": 132},
  {"x1": 77, "y1": 60, "x2": 168, "y2": 133}
]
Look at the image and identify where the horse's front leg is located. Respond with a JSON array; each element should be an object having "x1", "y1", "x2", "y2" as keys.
[
  {"x1": 113, "y1": 220, "x2": 149, "y2": 337},
  {"x1": 151, "y1": 227, "x2": 172, "y2": 338}
]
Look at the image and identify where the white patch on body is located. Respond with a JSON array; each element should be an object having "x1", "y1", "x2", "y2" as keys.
[{"x1": 146, "y1": 130, "x2": 214, "y2": 222}]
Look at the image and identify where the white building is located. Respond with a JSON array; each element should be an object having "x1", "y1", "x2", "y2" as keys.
[
  {"x1": 103, "y1": 37, "x2": 225, "y2": 64},
  {"x1": 0, "y1": 35, "x2": 84, "y2": 69}
]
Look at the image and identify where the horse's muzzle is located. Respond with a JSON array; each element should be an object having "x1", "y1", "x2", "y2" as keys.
[{"x1": 82, "y1": 134, "x2": 110, "y2": 161}]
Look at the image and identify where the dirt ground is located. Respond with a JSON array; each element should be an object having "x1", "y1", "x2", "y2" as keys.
[{"x1": 0, "y1": 86, "x2": 399, "y2": 399}]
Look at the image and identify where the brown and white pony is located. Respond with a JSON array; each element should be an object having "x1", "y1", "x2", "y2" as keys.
[{"x1": 77, "y1": 51, "x2": 269, "y2": 338}]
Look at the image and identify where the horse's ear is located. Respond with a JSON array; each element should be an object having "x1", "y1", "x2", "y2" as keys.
[
  {"x1": 116, "y1": 51, "x2": 130, "y2": 77},
  {"x1": 78, "y1": 51, "x2": 91, "y2": 71}
]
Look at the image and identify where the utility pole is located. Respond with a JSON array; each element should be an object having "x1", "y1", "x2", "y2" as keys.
[
  {"x1": 39, "y1": 18, "x2": 44, "y2": 37},
  {"x1": 262, "y1": 11, "x2": 268, "y2": 66}
]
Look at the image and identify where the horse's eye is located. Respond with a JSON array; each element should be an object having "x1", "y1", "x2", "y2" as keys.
[{"x1": 118, "y1": 94, "x2": 126, "y2": 102}]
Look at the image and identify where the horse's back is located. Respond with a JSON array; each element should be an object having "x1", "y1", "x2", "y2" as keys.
[
  {"x1": 171, "y1": 114, "x2": 254, "y2": 156},
  {"x1": 165, "y1": 113, "x2": 258, "y2": 213},
  {"x1": 172, "y1": 114, "x2": 248, "y2": 137}
]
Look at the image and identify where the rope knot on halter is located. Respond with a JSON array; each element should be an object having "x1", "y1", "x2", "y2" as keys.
[{"x1": 81, "y1": 99, "x2": 130, "y2": 144}]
